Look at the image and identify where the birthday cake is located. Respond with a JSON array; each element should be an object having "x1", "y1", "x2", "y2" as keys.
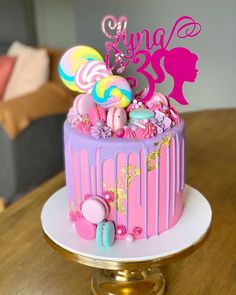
[{"x1": 60, "y1": 15, "x2": 200, "y2": 247}]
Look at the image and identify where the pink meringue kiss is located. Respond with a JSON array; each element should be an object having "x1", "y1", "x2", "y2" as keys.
[
  {"x1": 123, "y1": 126, "x2": 136, "y2": 139},
  {"x1": 75, "y1": 118, "x2": 91, "y2": 134},
  {"x1": 136, "y1": 122, "x2": 157, "y2": 139}
]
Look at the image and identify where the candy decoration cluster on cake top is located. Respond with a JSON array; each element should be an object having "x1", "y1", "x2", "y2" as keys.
[{"x1": 59, "y1": 45, "x2": 180, "y2": 140}]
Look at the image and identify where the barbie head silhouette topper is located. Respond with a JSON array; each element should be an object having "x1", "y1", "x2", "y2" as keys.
[{"x1": 101, "y1": 15, "x2": 201, "y2": 105}]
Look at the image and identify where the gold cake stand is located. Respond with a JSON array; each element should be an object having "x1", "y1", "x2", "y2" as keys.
[
  {"x1": 44, "y1": 229, "x2": 209, "y2": 295},
  {"x1": 41, "y1": 185, "x2": 212, "y2": 295}
]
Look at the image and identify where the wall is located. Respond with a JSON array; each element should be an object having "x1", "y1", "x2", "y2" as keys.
[
  {"x1": 34, "y1": 0, "x2": 236, "y2": 111},
  {"x1": 0, "y1": 0, "x2": 36, "y2": 53},
  {"x1": 34, "y1": 0, "x2": 77, "y2": 49}
]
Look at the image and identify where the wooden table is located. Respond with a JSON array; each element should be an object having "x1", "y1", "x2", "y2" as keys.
[{"x1": 0, "y1": 109, "x2": 235, "y2": 295}]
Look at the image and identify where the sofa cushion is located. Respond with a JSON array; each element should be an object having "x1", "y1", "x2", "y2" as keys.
[
  {"x1": 0, "y1": 82, "x2": 74, "y2": 138},
  {"x1": 3, "y1": 41, "x2": 49, "y2": 100},
  {"x1": 0, "y1": 56, "x2": 16, "y2": 100}
]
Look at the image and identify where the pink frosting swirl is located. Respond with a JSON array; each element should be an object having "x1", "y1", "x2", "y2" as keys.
[
  {"x1": 67, "y1": 107, "x2": 81, "y2": 127},
  {"x1": 123, "y1": 126, "x2": 136, "y2": 139},
  {"x1": 75, "y1": 116, "x2": 91, "y2": 134},
  {"x1": 136, "y1": 122, "x2": 157, "y2": 139}
]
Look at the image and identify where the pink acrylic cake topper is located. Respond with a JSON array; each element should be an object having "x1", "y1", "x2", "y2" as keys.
[{"x1": 101, "y1": 15, "x2": 201, "y2": 105}]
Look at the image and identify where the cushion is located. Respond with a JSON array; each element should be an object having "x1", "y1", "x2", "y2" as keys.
[
  {"x1": 0, "y1": 82, "x2": 74, "y2": 138},
  {"x1": 0, "y1": 56, "x2": 16, "y2": 100},
  {"x1": 3, "y1": 41, "x2": 49, "y2": 100},
  {"x1": 45, "y1": 47, "x2": 63, "y2": 83}
]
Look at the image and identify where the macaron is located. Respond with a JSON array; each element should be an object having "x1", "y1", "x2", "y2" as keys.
[
  {"x1": 107, "y1": 107, "x2": 127, "y2": 131},
  {"x1": 89, "y1": 106, "x2": 107, "y2": 126},
  {"x1": 73, "y1": 94, "x2": 96, "y2": 116},
  {"x1": 75, "y1": 216, "x2": 96, "y2": 240},
  {"x1": 96, "y1": 221, "x2": 116, "y2": 248},
  {"x1": 81, "y1": 196, "x2": 109, "y2": 224},
  {"x1": 129, "y1": 108, "x2": 154, "y2": 121},
  {"x1": 145, "y1": 93, "x2": 170, "y2": 109}
]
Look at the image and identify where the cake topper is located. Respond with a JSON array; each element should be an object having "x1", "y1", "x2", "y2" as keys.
[{"x1": 101, "y1": 15, "x2": 201, "y2": 105}]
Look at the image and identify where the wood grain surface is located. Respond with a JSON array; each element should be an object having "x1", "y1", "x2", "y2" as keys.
[{"x1": 0, "y1": 109, "x2": 235, "y2": 295}]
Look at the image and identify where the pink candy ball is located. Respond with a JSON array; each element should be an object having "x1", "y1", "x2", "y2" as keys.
[
  {"x1": 125, "y1": 233, "x2": 135, "y2": 243},
  {"x1": 115, "y1": 128, "x2": 125, "y2": 138}
]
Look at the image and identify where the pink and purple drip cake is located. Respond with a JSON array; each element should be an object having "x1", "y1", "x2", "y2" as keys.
[
  {"x1": 57, "y1": 16, "x2": 198, "y2": 247},
  {"x1": 63, "y1": 84, "x2": 185, "y2": 246}
]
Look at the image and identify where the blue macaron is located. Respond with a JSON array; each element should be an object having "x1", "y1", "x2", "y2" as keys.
[
  {"x1": 129, "y1": 109, "x2": 154, "y2": 121},
  {"x1": 96, "y1": 221, "x2": 115, "y2": 248}
]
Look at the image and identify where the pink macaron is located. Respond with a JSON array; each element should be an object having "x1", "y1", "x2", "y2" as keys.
[
  {"x1": 145, "y1": 93, "x2": 170, "y2": 109},
  {"x1": 75, "y1": 216, "x2": 96, "y2": 240},
  {"x1": 73, "y1": 94, "x2": 96, "y2": 116},
  {"x1": 89, "y1": 106, "x2": 107, "y2": 126},
  {"x1": 81, "y1": 196, "x2": 109, "y2": 224},
  {"x1": 107, "y1": 107, "x2": 127, "y2": 131}
]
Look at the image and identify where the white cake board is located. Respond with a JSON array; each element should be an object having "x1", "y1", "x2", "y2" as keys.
[{"x1": 41, "y1": 185, "x2": 212, "y2": 263}]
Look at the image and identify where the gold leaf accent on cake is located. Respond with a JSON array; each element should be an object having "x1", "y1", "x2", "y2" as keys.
[
  {"x1": 103, "y1": 164, "x2": 140, "y2": 214},
  {"x1": 162, "y1": 132, "x2": 172, "y2": 146},
  {"x1": 108, "y1": 187, "x2": 127, "y2": 214},
  {"x1": 147, "y1": 150, "x2": 161, "y2": 172},
  {"x1": 69, "y1": 203, "x2": 76, "y2": 212},
  {"x1": 121, "y1": 164, "x2": 140, "y2": 188},
  {"x1": 147, "y1": 133, "x2": 172, "y2": 172}
]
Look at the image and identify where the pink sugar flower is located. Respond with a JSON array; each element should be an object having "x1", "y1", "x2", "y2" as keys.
[
  {"x1": 69, "y1": 211, "x2": 81, "y2": 222},
  {"x1": 69, "y1": 211, "x2": 76, "y2": 222},
  {"x1": 67, "y1": 107, "x2": 82, "y2": 127},
  {"x1": 133, "y1": 226, "x2": 142, "y2": 236},
  {"x1": 116, "y1": 225, "x2": 127, "y2": 236},
  {"x1": 102, "y1": 191, "x2": 115, "y2": 203}
]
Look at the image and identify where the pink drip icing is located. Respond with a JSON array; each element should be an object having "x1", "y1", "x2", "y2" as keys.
[
  {"x1": 64, "y1": 120, "x2": 185, "y2": 241},
  {"x1": 166, "y1": 144, "x2": 170, "y2": 229},
  {"x1": 176, "y1": 134, "x2": 180, "y2": 193},
  {"x1": 181, "y1": 137, "x2": 185, "y2": 190},
  {"x1": 172, "y1": 135, "x2": 176, "y2": 216}
]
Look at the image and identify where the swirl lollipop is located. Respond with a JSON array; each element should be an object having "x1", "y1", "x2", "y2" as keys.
[
  {"x1": 75, "y1": 60, "x2": 112, "y2": 93},
  {"x1": 58, "y1": 46, "x2": 103, "y2": 91},
  {"x1": 92, "y1": 75, "x2": 132, "y2": 108}
]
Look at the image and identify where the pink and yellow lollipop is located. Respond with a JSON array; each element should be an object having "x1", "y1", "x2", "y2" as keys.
[
  {"x1": 58, "y1": 46, "x2": 103, "y2": 91},
  {"x1": 92, "y1": 75, "x2": 132, "y2": 109}
]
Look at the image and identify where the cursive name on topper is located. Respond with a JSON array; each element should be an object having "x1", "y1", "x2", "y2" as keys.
[{"x1": 101, "y1": 15, "x2": 201, "y2": 105}]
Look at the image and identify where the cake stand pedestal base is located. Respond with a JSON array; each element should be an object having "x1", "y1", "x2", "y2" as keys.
[
  {"x1": 41, "y1": 185, "x2": 212, "y2": 295},
  {"x1": 91, "y1": 267, "x2": 165, "y2": 295}
]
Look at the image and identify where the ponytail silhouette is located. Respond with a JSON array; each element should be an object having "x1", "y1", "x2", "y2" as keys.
[
  {"x1": 151, "y1": 47, "x2": 198, "y2": 105},
  {"x1": 151, "y1": 48, "x2": 168, "y2": 83}
]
